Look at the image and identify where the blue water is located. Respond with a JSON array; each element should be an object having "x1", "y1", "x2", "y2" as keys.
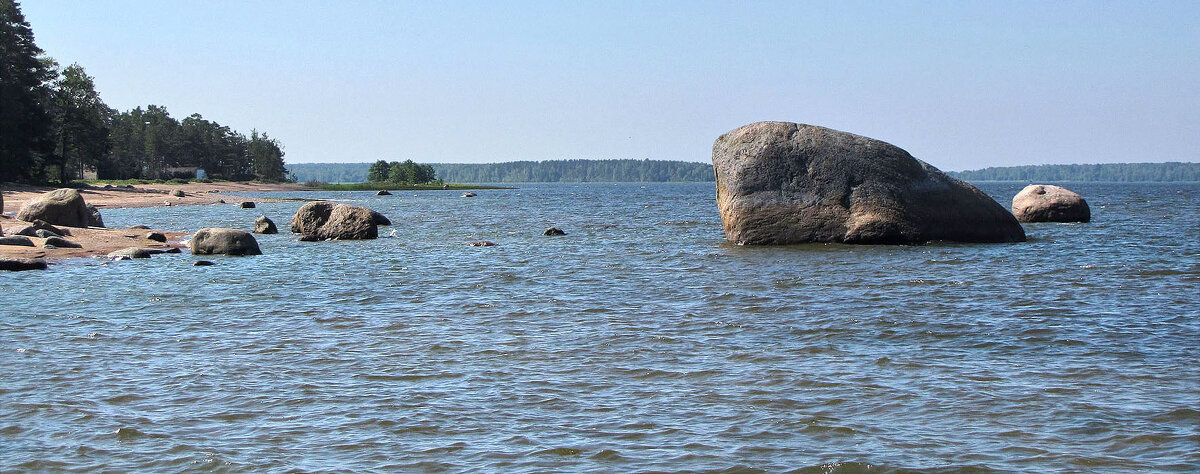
[{"x1": 2, "y1": 182, "x2": 1198, "y2": 472}]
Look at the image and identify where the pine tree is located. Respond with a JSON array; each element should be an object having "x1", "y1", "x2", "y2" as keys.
[{"x1": 0, "y1": 0, "x2": 56, "y2": 183}]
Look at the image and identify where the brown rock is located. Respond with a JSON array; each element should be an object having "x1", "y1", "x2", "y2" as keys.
[
  {"x1": 289, "y1": 201, "x2": 378, "y2": 240},
  {"x1": 253, "y1": 215, "x2": 278, "y2": 234},
  {"x1": 1012, "y1": 184, "x2": 1090, "y2": 223},
  {"x1": 16, "y1": 188, "x2": 91, "y2": 227},
  {"x1": 712, "y1": 122, "x2": 1026, "y2": 245},
  {"x1": 188, "y1": 228, "x2": 262, "y2": 256},
  {"x1": 0, "y1": 257, "x2": 47, "y2": 271}
]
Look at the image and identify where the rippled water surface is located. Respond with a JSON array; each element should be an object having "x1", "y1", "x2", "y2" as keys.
[{"x1": 2, "y1": 182, "x2": 1198, "y2": 472}]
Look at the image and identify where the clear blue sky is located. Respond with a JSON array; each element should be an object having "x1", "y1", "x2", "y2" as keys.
[{"x1": 21, "y1": 1, "x2": 1200, "y2": 170}]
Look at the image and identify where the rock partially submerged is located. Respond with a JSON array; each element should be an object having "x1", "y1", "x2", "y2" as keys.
[
  {"x1": 0, "y1": 257, "x2": 47, "y2": 271},
  {"x1": 290, "y1": 201, "x2": 379, "y2": 240},
  {"x1": 86, "y1": 204, "x2": 104, "y2": 227},
  {"x1": 543, "y1": 227, "x2": 566, "y2": 236},
  {"x1": 108, "y1": 247, "x2": 153, "y2": 259},
  {"x1": 376, "y1": 190, "x2": 392, "y2": 196},
  {"x1": 1012, "y1": 184, "x2": 1090, "y2": 223},
  {"x1": 16, "y1": 188, "x2": 91, "y2": 228},
  {"x1": 240, "y1": 201, "x2": 256, "y2": 209},
  {"x1": 712, "y1": 122, "x2": 1026, "y2": 245},
  {"x1": 253, "y1": 215, "x2": 278, "y2": 234},
  {"x1": 189, "y1": 228, "x2": 262, "y2": 256}
]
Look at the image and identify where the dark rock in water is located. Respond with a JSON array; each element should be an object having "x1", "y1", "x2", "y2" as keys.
[
  {"x1": 145, "y1": 232, "x2": 167, "y2": 242},
  {"x1": 189, "y1": 228, "x2": 262, "y2": 256},
  {"x1": 0, "y1": 257, "x2": 47, "y2": 271},
  {"x1": 108, "y1": 247, "x2": 152, "y2": 259},
  {"x1": 469, "y1": 241, "x2": 496, "y2": 247},
  {"x1": 16, "y1": 188, "x2": 91, "y2": 228},
  {"x1": 254, "y1": 215, "x2": 278, "y2": 234},
  {"x1": 240, "y1": 201, "x2": 256, "y2": 209},
  {"x1": 217, "y1": 199, "x2": 225, "y2": 204},
  {"x1": 297, "y1": 235, "x2": 320, "y2": 242},
  {"x1": 193, "y1": 260, "x2": 215, "y2": 266},
  {"x1": 34, "y1": 229, "x2": 60, "y2": 239},
  {"x1": 290, "y1": 201, "x2": 378, "y2": 240},
  {"x1": 543, "y1": 227, "x2": 566, "y2": 236},
  {"x1": 712, "y1": 121, "x2": 1026, "y2": 245},
  {"x1": 86, "y1": 204, "x2": 104, "y2": 227},
  {"x1": 1012, "y1": 184, "x2": 1090, "y2": 223},
  {"x1": 163, "y1": 247, "x2": 182, "y2": 254},
  {"x1": 376, "y1": 190, "x2": 392, "y2": 196},
  {"x1": 462, "y1": 192, "x2": 476, "y2": 198},
  {"x1": 0, "y1": 236, "x2": 35, "y2": 246},
  {"x1": 170, "y1": 189, "x2": 185, "y2": 197},
  {"x1": 43, "y1": 236, "x2": 81, "y2": 248},
  {"x1": 371, "y1": 211, "x2": 391, "y2": 226},
  {"x1": 128, "y1": 225, "x2": 151, "y2": 230}
]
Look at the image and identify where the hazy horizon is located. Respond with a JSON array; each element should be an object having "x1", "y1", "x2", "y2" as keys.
[{"x1": 23, "y1": 1, "x2": 1199, "y2": 170}]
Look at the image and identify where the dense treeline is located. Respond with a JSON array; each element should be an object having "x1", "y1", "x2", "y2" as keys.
[
  {"x1": 367, "y1": 159, "x2": 437, "y2": 184},
  {"x1": 0, "y1": 1, "x2": 287, "y2": 184},
  {"x1": 287, "y1": 159, "x2": 715, "y2": 184},
  {"x1": 950, "y1": 162, "x2": 1200, "y2": 182},
  {"x1": 433, "y1": 159, "x2": 714, "y2": 183}
]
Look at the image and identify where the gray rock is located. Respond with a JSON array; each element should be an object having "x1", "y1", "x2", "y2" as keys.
[
  {"x1": 1012, "y1": 184, "x2": 1090, "y2": 223},
  {"x1": 253, "y1": 215, "x2": 278, "y2": 234},
  {"x1": 34, "y1": 229, "x2": 60, "y2": 239},
  {"x1": 146, "y1": 232, "x2": 167, "y2": 242},
  {"x1": 712, "y1": 122, "x2": 1026, "y2": 245},
  {"x1": 543, "y1": 227, "x2": 566, "y2": 236},
  {"x1": 189, "y1": 228, "x2": 262, "y2": 256},
  {"x1": 240, "y1": 201, "x2": 256, "y2": 209},
  {"x1": 107, "y1": 247, "x2": 152, "y2": 259},
  {"x1": 86, "y1": 204, "x2": 104, "y2": 227},
  {"x1": 17, "y1": 188, "x2": 91, "y2": 227},
  {"x1": 43, "y1": 236, "x2": 81, "y2": 248},
  {"x1": 170, "y1": 189, "x2": 185, "y2": 197},
  {"x1": 0, "y1": 236, "x2": 35, "y2": 246},
  {"x1": 15, "y1": 220, "x2": 68, "y2": 237},
  {"x1": 0, "y1": 257, "x2": 47, "y2": 271},
  {"x1": 290, "y1": 201, "x2": 378, "y2": 240}
]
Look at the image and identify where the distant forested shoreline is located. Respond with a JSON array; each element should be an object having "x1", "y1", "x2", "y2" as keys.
[
  {"x1": 287, "y1": 159, "x2": 715, "y2": 184},
  {"x1": 949, "y1": 162, "x2": 1200, "y2": 182}
]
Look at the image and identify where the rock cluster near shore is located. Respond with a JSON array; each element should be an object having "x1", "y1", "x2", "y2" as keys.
[
  {"x1": 1012, "y1": 184, "x2": 1090, "y2": 223},
  {"x1": 16, "y1": 188, "x2": 92, "y2": 228},
  {"x1": 712, "y1": 121, "x2": 1026, "y2": 245}
]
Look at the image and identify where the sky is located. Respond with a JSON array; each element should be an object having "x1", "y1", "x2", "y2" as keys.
[{"x1": 20, "y1": 0, "x2": 1200, "y2": 170}]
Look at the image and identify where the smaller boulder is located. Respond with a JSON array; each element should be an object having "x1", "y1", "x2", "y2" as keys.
[
  {"x1": 43, "y1": 236, "x2": 81, "y2": 248},
  {"x1": 1012, "y1": 184, "x2": 1091, "y2": 223},
  {"x1": 34, "y1": 229, "x2": 61, "y2": 239},
  {"x1": 0, "y1": 257, "x2": 47, "y2": 271},
  {"x1": 145, "y1": 232, "x2": 167, "y2": 242},
  {"x1": 15, "y1": 220, "x2": 68, "y2": 237},
  {"x1": 108, "y1": 247, "x2": 153, "y2": 259},
  {"x1": 376, "y1": 190, "x2": 392, "y2": 196},
  {"x1": 543, "y1": 227, "x2": 566, "y2": 236},
  {"x1": 461, "y1": 192, "x2": 476, "y2": 198},
  {"x1": 193, "y1": 260, "x2": 215, "y2": 266},
  {"x1": 189, "y1": 228, "x2": 262, "y2": 256},
  {"x1": 128, "y1": 225, "x2": 151, "y2": 229},
  {"x1": 0, "y1": 236, "x2": 35, "y2": 247},
  {"x1": 254, "y1": 215, "x2": 278, "y2": 234},
  {"x1": 86, "y1": 204, "x2": 104, "y2": 227},
  {"x1": 469, "y1": 241, "x2": 495, "y2": 247},
  {"x1": 240, "y1": 201, "x2": 256, "y2": 209},
  {"x1": 170, "y1": 189, "x2": 185, "y2": 197}
]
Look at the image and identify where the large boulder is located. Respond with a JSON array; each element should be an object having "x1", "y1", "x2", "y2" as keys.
[
  {"x1": 189, "y1": 228, "x2": 262, "y2": 256},
  {"x1": 16, "y1": 188, "x2": 91, "y2": 227},
  {"x1": 713, "y1": 122, "x2": 1026, "y2": 245},
  {"x1": 289, "y1": 201, "x2": 378, "y2": 240},
  {"x1": 1012, "y1": 184, "x2": 1090, "y2": 223},
  {"x1": 0, "y1": 257, "x2": 47, "y2": 271}
]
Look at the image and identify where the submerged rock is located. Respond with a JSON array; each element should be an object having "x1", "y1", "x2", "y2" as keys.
[
  {"x1": 462, "y1": 192, "x2": 476, "y2": 198},
  {"x1": 376, "y1": 190, "x2": 392, "y2": 196},
  {"x1": 107, "y1": 247, "x2": 153, "y2": 259},
  {"x1": 1012, "y1": 184, "x2": 1090, "y2": 223},
  {"x1": 469, "y1": 241, "x2": 496, "y2": 247},
  {"x1": 543, "y1": 227, "x2": 566, "y2": 236},
  {"x1": 189, "y1": 228, "x2": 262, "y2": 256},
  {"x1": 16, "y1": 188, "x2": 91, "y2": 227},
  {"x1": 253, "y1": 215, "x2": 278, "y2": 234},
  {"x1": 240, "y1": 201, "x2": 256, "y2": 209},
  {"x1": 290, "y1": 201, "x2": 378, "y2": 240},
  {"x1": 712, "y1": 121, "x2": 1026, "y2": 245},
  {"x1": 193, "y1": 260, "x2": 215, "y2": 266}
]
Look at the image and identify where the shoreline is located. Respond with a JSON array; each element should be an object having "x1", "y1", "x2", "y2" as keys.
[{"x1": 1, "y1": 181, "x2": 313, "y2": 263}]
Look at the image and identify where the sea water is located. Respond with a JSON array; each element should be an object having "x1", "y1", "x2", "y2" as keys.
[{"x1": 1, "y1": 182, "x2": 1197, "y2": 471}]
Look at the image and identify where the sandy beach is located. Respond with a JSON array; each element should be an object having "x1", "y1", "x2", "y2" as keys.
[{"x1": 1, "y1": 181, "x2": 312, "y2": 262}]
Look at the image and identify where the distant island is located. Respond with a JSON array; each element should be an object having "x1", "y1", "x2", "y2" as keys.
[
  {"x1": 286, "y1": 160, "x2": 1200, "y2": 184},
  {"x1": 287, "y1": 159, "x2": 715, "y2": 184},
  {"x1": 949, "y1": 162, "x2": 1200, "y2": 182}
]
